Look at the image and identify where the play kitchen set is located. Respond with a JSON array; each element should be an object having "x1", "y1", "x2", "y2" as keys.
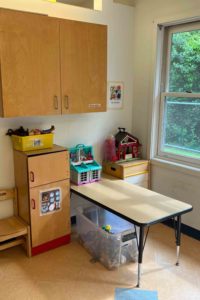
[
  {"x1": 103, "y1": 128, "x2": 150, "y2": 188},
  {"x1": 6, "y1": 125, "x2": 71, "y2": 256},
  {"x1": 5, "y1": 126, "x2": 103, "y2": 257}
]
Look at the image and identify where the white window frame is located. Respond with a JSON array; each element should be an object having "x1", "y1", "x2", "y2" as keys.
[{"x1": 152, "y1": 20, "x2": 200, "y2": 168}]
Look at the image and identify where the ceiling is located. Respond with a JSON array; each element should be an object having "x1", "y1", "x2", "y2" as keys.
[
  {"x1": 56, "y1": 0, "x2": 136, "y2": 9},
  {"x1": 113, "y1": 0, "x2": 136, "y2": 6},
  {"x1": 57, "y1": 0, "x2": 94, "y2": 9}
]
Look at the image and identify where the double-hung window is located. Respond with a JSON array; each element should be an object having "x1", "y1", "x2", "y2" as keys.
[{"x1": 157, "y1": 22, "x2": 200, "y2": 166}]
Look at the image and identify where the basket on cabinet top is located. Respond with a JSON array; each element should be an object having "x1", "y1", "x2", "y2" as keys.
[{"x1": 12, "y1": 133, "x2": 53, "y2": 151}]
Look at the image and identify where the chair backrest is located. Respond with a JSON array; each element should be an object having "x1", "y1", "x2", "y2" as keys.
[{"x1": 0, "y1": 188, "x2": 18, "y2": 216}]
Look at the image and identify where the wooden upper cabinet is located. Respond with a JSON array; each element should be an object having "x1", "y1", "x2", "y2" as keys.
[
  {"x1": 0, "y1": 9, "x2": 107, "y2": 117},
  {"x1": 60, "y1": 20, "x2": 107, "y2": 114},
  {"x1": 0, "y1": 9, "x2": 61, "y2": 117}
]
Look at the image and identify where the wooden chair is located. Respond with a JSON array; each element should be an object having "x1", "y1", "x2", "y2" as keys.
[{"x1": 0, "y1": 188, "x2": 31, "y2": 257}]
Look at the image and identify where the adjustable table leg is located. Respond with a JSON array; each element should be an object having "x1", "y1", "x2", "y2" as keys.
[
  {"x1": 175, "y1": 215, "x2": 181, "y2": 266},
  {"x1": 136, "y1": 226, "x2": 145, "y2": 288}
]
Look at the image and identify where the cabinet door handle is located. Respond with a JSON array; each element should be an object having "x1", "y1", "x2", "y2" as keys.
[
  {"x1": 0, "y1": 192, "x2": 6, "y2": 196},
  {"x1": 54, "y1": 95, "x2": 59, "y2": 110},
  {"x1": 64, "y1": 95, "x2": 69, "y2": 110},
  {"x1": 31, "y1": 199, "x2": 36, "y2": 210},
  {"x1": 111, "y1": 167, "x2": 116, "y2": 171},
  {"x1": 30, "y1": 171, "x2": 35, "y2": 182}
]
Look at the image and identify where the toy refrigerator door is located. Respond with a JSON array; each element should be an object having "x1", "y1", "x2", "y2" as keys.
[
  {"x1": 28, "y1": 151, "x2": 69, "y2": 188},
  {"x1": 29, "y1": 179, "x2": 70, "y2": 247}
]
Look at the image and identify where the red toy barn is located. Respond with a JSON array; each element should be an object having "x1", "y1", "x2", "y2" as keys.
[{"x1": 115, "y1": 128, "x2": 141, "y2": 161}]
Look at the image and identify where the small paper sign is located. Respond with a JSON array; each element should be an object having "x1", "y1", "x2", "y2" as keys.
[
  {"x1": 108, "y1": 81, "x2": 124, "y2": 109},
  {"x1": 40, "y1": 188, "x2": 62, "y2": 215}
]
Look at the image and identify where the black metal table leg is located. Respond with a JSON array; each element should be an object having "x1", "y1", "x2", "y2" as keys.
[
  {"x1": 136, "y1": 226, "x2": 145, "y2": 288},
  {"x1": 175, "y1": 215, "x2": 181, "y2": 266}
]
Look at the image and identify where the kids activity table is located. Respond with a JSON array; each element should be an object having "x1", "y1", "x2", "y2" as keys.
[{"x1": 71, "y1": 174, "x2": 193, "y2": 287}]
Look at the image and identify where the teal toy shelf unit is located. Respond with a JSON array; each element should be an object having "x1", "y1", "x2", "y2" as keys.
[{"x1": 69, "y1": 144, "x2": 102, "y2": 185}]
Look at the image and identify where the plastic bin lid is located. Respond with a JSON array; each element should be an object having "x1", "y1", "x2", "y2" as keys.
[{"x1": 84, "y1": 206, "x2": 134, "y2": 234}]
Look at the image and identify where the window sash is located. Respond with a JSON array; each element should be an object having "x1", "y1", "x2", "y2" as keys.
[
  {"x1": 157, "y1": 21, "x2": 200, "y2": 166},
  {"x1": 165, "y1": 22, "x2": 200, "y2": 93},
  {"x1": 158, "y1": 92, "x2": 200, "y2": 165}
]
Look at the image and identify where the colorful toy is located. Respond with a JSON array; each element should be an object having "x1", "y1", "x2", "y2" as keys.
[
  {"x1": 102, "y1": 224, "x2": 112, "y2": 233},
  {"x1": 103, "y1": 135, "x2": 117, "y2": 162},
  {"x1": 6, "y1": 126, "x2": 29, "y2": 137},
  {"x1": 103, "y1": 128, "x2": 142, "y2": 163},
  {"x1": 115, "y1": 127, "x2": 141, "y2": 161},
  {"x1": 6, "y1": 125, "x2": 55, "y2": 136},
  {"x1": 69, "y1": 144, "x2": 101, "y2": 185}
]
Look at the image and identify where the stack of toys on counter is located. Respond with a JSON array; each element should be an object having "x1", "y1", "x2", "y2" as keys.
[
  {"x1": 69, "y1": 144, "x2": 101, "y2": 185},
  {"x1": 6, "y1": 125, "x2": 55, "y2": 151},
  {"x1": 103, "y1": 128, "x2": 150, "y2": 189},
  {"x1": 6, "y1": 125, "x2": 55, "y2": 136}
]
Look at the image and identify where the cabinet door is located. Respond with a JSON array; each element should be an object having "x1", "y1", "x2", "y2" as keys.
[
  {"x1": 30, "y1": 179, "x2": 70, "y2": 247},
  {"x1": 28, "y1": 151, "x2": 69, "y2": 188},
  {"x1": 0, "y1": 9, "x2": 61, "y2": 117},
  {"x1": 60, "y1": 20, "x2": 107, "y2": 114}
]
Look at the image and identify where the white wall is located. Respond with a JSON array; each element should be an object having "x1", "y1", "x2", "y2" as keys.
[
  {"x1": 133, "y1": 0, "x2": 200, "y2": 230},
  {"x1": 0, "y1": 0, "x2": 135, "y2": 218}
]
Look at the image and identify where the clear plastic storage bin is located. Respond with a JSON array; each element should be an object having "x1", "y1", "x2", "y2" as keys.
[{"x1": 76, "y1": 206, "x2": 138, "y2": 270}]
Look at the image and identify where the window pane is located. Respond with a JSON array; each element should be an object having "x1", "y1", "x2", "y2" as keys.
[
  {"x1": 162, "y1": 97, "x2": 200, "y2": 159},
  {"x1": 169, "y1": 29, "x2": 200, "y2": 93}
]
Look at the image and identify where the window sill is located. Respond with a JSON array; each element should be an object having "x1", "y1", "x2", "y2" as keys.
[{"x1": 151, "y1": 157, "x2": 200, "y2": 178}]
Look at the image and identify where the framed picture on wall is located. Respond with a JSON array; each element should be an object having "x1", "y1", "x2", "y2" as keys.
[{"x1": 107, "y1": 81, "x2": 124, "y2": 109}]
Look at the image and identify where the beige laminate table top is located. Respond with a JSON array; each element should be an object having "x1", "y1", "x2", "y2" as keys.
[{"x1": 71, "y1": 174, "x2": 192, "y2": 226}]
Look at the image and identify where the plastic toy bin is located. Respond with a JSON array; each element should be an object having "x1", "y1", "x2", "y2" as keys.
[
  {"x1": 11, "y1": 133, "x2": 53, "y2": 151},
  {"x1": 76, "y1": 206, "x2": 138, "y2": 270}
]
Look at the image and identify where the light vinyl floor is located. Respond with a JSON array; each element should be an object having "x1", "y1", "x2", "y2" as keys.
[{"x1": 0, "y1": 224, "x2": 199, "y2": 300}]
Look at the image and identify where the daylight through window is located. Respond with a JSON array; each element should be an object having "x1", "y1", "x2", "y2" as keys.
[{"x1": 158, "y1": 22, "x2": 200, "y2": 165}]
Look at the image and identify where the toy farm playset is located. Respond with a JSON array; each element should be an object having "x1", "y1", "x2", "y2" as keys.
[
  {"x1": 103, "y1": 127, "x2": 141, "y2": 163},
  {"x1": 69, "y1": 144, "x2": 102, "y2": 185}
]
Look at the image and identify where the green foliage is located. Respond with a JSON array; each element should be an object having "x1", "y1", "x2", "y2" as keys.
[
  {"x1": 163, "y1": 29, "x2": 200, "y2": 157},
  {"x1": 165, "y1": 98, "x2": 200, "y2": 152},
  {"x1": 169, "y1": 30, "x2": 200, "y2": 92}
]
